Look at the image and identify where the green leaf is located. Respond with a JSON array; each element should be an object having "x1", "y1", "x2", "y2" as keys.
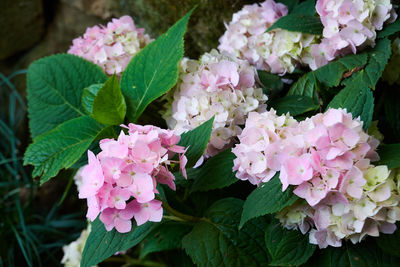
[
  {"x1": 190, "y1": 149, "x2": 237, "y2": 192},
  {"x1": 258, "y1": 70, "x2": 284, "y2": 91},
  {"x1": 24, "y1": 116, "x2": 104, "y2": 184},
  {"x1": 327, "y1": 71, "x2": 374, "y2": 130},
  {"x1": 82, "y1": 84, "x2": 103, "y2": 114},
  {"x1": 378, "y1": 19, "x2": 400, "y2": 39},
  {"x1": 287, "y1": 72, "x2": 320, "y2": 103},
  {"x1": 266, "y1": 221, "x2": 316, "y2": 266},
  {"x1": 314, "y1": 53, "x2": 368, "y2": 87},
  {"x1": 81, "y1": 219, "x2": 155, "y2": 267},
  {"x1": 267, "y1": 14, "x2": 323, "y2": 35},
  {"x1": 178, "y1": 116, "x2": 214, "y2": 168},
  {"x1": 376, "y1": 226, "x2": 400, "y2": 258},
  {"x1": 239, "y1": 175, "x2": 298, "y2": 229},
  {"x1": 378, "y1": 144, "x2": 400, "y2": 169},
  {"x1": 363, "y1": 38, "x2": 391, "y2": 89},
  {"x1": 269, "y1": 95, "x2": 319, "y2": 116},
  {"x1": 140, "y1": 221, "x2": 193, "y2": 258},
  {"x1": 27, "y1": 54, "x2": 107, "y2": 138},
  {"x1": 92, "y1": 75, "x2": 126, "y2": 125},
  {"x1": 277, "y1": 0, "x2": 299, "y2": 12},
  {"x1": 182, "y1": 198, "x2": 269, "y2": 267},
  {"x1": 120, "y1": 10, "x2": 192, "y2": 122},
  {"x1": 291, "y1": 0, "x2": 316, "y2": 16},
  {"x1": 307, "y1": 241, "x2": 400, "y2": 267}
]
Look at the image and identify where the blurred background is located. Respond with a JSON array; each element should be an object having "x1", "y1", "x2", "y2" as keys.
[{"x1": 0, "y1": 0, "x2": 258, "y2": 266}]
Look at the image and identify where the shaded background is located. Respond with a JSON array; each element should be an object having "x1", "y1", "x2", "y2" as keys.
[{"x1": 0, "y1": 0, "x2": 258, "y2": 266}]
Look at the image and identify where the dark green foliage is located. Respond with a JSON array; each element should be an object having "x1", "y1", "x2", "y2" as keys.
[{"x1": 240, "y1": 175, "x2": 298, "y2": 229}]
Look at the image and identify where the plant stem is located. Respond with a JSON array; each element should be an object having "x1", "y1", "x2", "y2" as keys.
[
  {"x1": 105, "y1": 256, "x2": 166, "y2": 267},
  {"x1": 161, "y1": 200, "x2": 200, "y2": 222},
  {"x1": 162, "y1": 215, "x2": 186, "y2": 222}
]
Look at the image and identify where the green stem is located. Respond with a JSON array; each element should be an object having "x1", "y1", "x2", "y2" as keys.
[
  {"x1": 105, "y1": 256, "x2": 166, "y2": 267},
  {"x1": 161, "y1": 200, "x2": 200, "y2": 222},
  {"x1": 162, "y1": 215, "x2": 186, "y2": 222}
]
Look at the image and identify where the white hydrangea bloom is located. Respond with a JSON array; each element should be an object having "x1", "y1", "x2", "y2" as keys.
[
  {"x1": 164, "y1": 49, "x2": 268, "y2": 157},
  {"x1": 61, "y1": 224, "x2": 94, "y2": 267},
  {"x1": 277, "y1": 165, "x2": 400, "y2": 248},
  {"x1": 218, "y1": 0, "x2": 319, "y2": 74}
]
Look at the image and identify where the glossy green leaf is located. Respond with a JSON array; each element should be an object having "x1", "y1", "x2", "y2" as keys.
[
  {"x1": 258, "y1": 70, "x2": 284, "y2": 95},
  {"x1": 378, "y1": 19, "x2": 400, "y2": 39},
  {"x1": 287, "y1": 72, "x2": 320, "y2": 103},
  {"x1": 81, "y1": 219, "x2": 155, "y2": 267},
  {"x1": 27, "y1": 54, "x2": 107, "y2": 138},
  {"x1": 269, "y1": 95, "x2": 319, "y2": 116},
  {"x1": 240, "y1": 175, "x2": 298, "y2": 229},
  {"x1": 378, "y1": 143, "x2": 400, "y2": 169},
  {"x1": 314, "y1": 53, "x2": 368, "y2": 87},
  {"x1": 140, "y1": 221, "x2": 193, "y2": 258},
  {"x1": 82, "y1": 84, "x2": 102, "y2": 114},
  {"x1": 291, "y1": 0, "x2": 316, "y2": 16},
  {"x1": 376, "y1": 227, "x2": 400, "y2": 258},
  {"x1": 266, "y1": 221, "x2": 316, "y2": 266},
  {"x1": 24, "y1": 116, "x2": 104, "y2": 184},
  {"x1": 120, "y1": 10, "x2": 192, "y2": 122},
  {"x1": 178, "y1": 116, "x2": 214, "y2": 168},
  {"x1": 327, "y1": 71, "x2": 374, "y2": 130},
  {"x1": 307, "y1": 241, "x2": 400, "y2": 267},
  {"x1": 277, "y1": 0, "x2": 299, "y2": 12},
  {"x1": 267, "y1": 14, "x2": 323, "y2": 35},
  {"x1": 363, "y1": 38, "x2": 391, "y2": 89},
  {"x1": 92, "y1": 75, "x2": 126, "y2": 125},
  {"x1": 182, "y1": 198, "x2": 269, "y2": 267},
  {"x1": 190, "y1": 149, "x2": 237, "y2": 192}
]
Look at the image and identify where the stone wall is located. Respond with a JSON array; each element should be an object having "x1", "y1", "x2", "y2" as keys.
[{"x1": 0, "y1": 0, "x2": 258, "y2": 74}]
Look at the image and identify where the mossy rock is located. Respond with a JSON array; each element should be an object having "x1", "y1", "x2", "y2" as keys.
[
  {"x1": 120, "y1": 0, "x2": 258, "y2": 58},
  {"x1": 0, "y1": 0, "x2": 44, "y2": 60}
]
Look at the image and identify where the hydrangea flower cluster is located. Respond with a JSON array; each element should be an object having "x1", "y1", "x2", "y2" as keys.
[
  {"x1": 68, "y1": 16, "x2": 152, "y2": 75},
  {"x1": 232, "y1": 110, "x2": 298, "y2": 185},
  {"x1": 280, "y1": 108, "x2": 380, "y2": 205},
  {"x1": 78, "y1": 124, "x2": 187, "y2": 233},
  {"x1": 61, "y1": 224, "x2": 93, "y2": 267},
  {"x1": 218, "y1": 0, "x2": 319, "y2": 74},
  {"x1": 277, "y1": 165, "x2": 400, "y2": 248},
  {"x1": 232, "y1": 108, "x2": 400, "y2": 247},
  {"x1": 308, "y1": 0, "x2": 397, "y2": 69},
  {"x1": 383, "y1": 37, "x2": 400, "y2": 84},
  {"x1": 165, "y1": 49, "x2": 267, "y2": 157}
]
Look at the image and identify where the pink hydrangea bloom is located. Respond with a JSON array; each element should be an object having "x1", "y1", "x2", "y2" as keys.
[
  {"x1": 164, "y1": 50, "x2": 268, "y2": 157},
  {"x1": 278, "y1": 164, "x2": 400, "y2": 248},
  {"x1": 68, "y1": 16, "x2": 152, "y2": 75},
  {"x1": 218, "y1": 0, "x2": 319, "y2": 74},
  {"x1": 232, "y1": 109, "x2": 298, "y2": 185},
  {"x1": 78, "y1": 124, "x2": 187, "y2": 233},
  {"x1": 236, "y1": 108, "x2": 400, "y2": 248},
  {"x1": 307, "y1": 0, "x2": 397, "y2": 69},
  {"x1": 276, "y1": 108, "x2": 379, "y2": 206}
]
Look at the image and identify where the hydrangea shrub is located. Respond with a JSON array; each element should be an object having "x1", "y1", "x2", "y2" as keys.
[{"x1": 23, "y1": 1, "x2": 400, "y2": 267}]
